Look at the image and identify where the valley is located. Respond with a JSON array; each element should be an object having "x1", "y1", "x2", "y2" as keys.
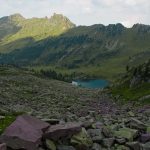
[
  {"x1": 0, "y1": 12, "x2": 149, "y2": 150},
  {"x1": 0, "y1": 65, "x2": 150, "y2": 150}
]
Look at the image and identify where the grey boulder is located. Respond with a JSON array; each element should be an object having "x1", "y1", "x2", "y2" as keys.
[{"x1": 126, "y1": 118, "x2": 147, "y2": 130}]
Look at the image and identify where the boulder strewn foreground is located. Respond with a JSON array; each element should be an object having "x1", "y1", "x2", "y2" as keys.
[{"x1": 0, "y1": 108, "x2": 150, "y2": 150}]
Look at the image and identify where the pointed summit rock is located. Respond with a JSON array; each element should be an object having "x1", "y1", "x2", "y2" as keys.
[
  {"x1": 9, "y1": 13, "x2": 25, "y2": 21},
  {"x1": 49, "y1": 13, "x2": 75, "y2": 28},
  {"x1": 132, "y1": 23, "x2": 150, "y2": 33}
]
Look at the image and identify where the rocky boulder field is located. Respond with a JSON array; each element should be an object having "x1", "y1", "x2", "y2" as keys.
[
  {"x1": 0, "y1": 107, "x2": 150, "y2": 150},
  {"x1": 0, "y1": 66, "x2": 117, "y2": 119},
  {"x1": 0, "y1": 66, "x2": 150, "y2": 150}
]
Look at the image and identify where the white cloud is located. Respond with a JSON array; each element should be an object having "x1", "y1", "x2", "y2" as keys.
[{"x1": 0, "y1": 0, "x2": 149, "y2": 27}]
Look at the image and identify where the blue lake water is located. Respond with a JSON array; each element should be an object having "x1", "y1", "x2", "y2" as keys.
[{"x1": 72, "y1": 79, "x2": 109, "y2": 89}]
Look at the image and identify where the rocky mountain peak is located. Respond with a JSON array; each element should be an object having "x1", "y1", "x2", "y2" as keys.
[
  {"x1": 104, "y1": 23, "x2": 125, "y2": 36},
  {"x1": 50, "y1": 13, "x2": 65, "y2": 19},
  {"x1": 107, "y1": 23, "x2": 125, "y2": 30},
  {"x1": 132, "y1": 23, "x2": 150, "y2": 33},
  {"x1": 9, "y1": 13, "x2": 25, "y2": 21},
  {"x1": 49, "y1": 13, "x2": 75, "y2": 28}
]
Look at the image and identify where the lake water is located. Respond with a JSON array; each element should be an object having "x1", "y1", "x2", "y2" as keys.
[{"x1": 72, "y1": 79, "x2": 109, "y2": 89}]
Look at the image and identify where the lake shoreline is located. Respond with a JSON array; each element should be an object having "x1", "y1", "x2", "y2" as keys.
[{"x1": 72, "y1": 79, "x2": 110, "y2": 89}]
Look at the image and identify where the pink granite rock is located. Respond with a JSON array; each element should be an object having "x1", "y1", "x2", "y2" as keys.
[
  {"x1": 141, "y1": 134, "x2": 150, "y2": 143},
  {"x1": 0, "y1": 115, "x2": 49, "y2": 150},
  {"x1": 0, "y1": 143, "x2": 6, "y2": 150},
  {"x1": 43, "y1": 122, "x2": 82, "y2": 140},
  {"x1": 17, "y1": 115, "x2": 50, "y2": 132}
]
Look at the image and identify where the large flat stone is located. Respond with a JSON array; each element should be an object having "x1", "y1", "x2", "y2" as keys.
[
  {"x1": 43, "y1": 122, "x2": 82, "y2": 140},
  {"x1": 0, "y1": 143, "x2": 6, "y2": 150},
  {"x1": 18, "y1": 115, "x2": 50, "y2": 132},
  {"x1": 114, "y1": 128, "x2": 138, "y2": 141},
  {"x1": 0, "y1": 115, "x2": 49, "y2": 150}
]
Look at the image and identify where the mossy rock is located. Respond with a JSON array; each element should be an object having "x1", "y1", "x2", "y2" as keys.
[
  {"x1": 113, "y1": 128, "x2": 138, "y2": 141},
  {"x1": 115, "y1": 145, "x2": 130, "y2": 150},
  {"x1": 147, "y1": 127, "x2": 150, "y2": 134},
  {"x1": 141, "y1": 142, "x2": 150, "y2": 150},
  {"x1": 46, "y1": 139, "x2": 56, "y2": 150},
  {"x1": 128, "y1": 111, "x2": 135, "y2": 117},
  {"x1": 102, "y1": 126, "x2": 113, "y2": 138},
  {"x1": 71, "y1": 128, "x2": 93, "y2": 149}
]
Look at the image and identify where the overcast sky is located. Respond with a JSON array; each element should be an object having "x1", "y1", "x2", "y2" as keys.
[{"x1": 0, "y1": 0, "x2": 149, "y2": 27}]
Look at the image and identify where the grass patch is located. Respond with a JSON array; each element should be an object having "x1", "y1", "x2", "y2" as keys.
[
  {"x1": 111, "y1": 82, "x2": 150, "y2": 104},
  {"x1": 0, "y1": 115, "x2": 16, "y2": 134},
  {"x1": 0, "y1": 111, "x2": 25, "y2": 134}
]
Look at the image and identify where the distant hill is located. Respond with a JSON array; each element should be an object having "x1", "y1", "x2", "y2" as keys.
[{"x1": 0, "y1": 13, "x2": 150, "y2": 79}]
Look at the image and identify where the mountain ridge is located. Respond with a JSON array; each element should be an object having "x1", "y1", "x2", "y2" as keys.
[
  {"x1": 0, "y1": 13, "x2": 75, "y2": 51},
  {"x1": 0, "y1": 13, "x2": 150, "y2": 79}
]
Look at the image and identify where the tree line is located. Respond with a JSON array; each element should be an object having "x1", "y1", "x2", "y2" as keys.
[
  {"x1": 33, "y1": 69, "x2": 76, "y2": 82},
  {"x1": 126, "y1": 59, "x2": 150, "y2": 81}
]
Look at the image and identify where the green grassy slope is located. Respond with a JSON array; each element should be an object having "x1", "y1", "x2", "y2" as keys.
[
  {"x1": 111, "y1": 60, "x2": 150, "y2": 104},
  {"x1": 0, "y1": 65, "x2": 100, "y2": 133},
  {"x1": 0, "y1": 14, "x2": 23, "y2": 40},
  {"x1": 0, "y1": 65, "x2": 102, "y2": 119},
  {"x1": 0, "y1": 13, "x2": 75, "y2": 53}
]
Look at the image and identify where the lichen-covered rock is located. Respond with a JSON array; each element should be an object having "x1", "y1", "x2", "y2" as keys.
[
  {"x1": 114, "y1": 128, "x2": 138, "y2": 141},
  {"x1": 46, "y1": 139, "x2": 56, "y2": 150},
  {"x1": 92, "y1": 136, "x2": 103, "y2": 143},
  {"x1": 127, "y1": 111, "x2": 135, "y2": 117},
  {"x1": 87, "y1": 129, "x2": 103, "y2": 143},
  {"x1": 91, "y1": 122, "x2": 103, "y2": 129},
  {"x1": 126, "y1": 118, "x2": 147, "y2": 130},
  {"x1": 102, "y1": 138, "x2": 115, "y2": 148},
  {"x1": 102, "y1": 126, "x2": 113, "y2": 138},
  {"x1": 57, "y1": 145, "x2": 76, "y2": 150},
  {"x1": 141, "y1": 142, "x2": 150, "y2": 150},
  {"x1": 71, "y1": 128, "x2": 93, "y2": 149},
  {"x1": 147, "y1": 127, "x2": 150, "y2": 133},
  {"x1": 143, "y1": 107, "x2": 150, "y2": 116},
  {"x1": 82, "y1": 119, "x2": 94, "y2": 129},
  {"x1": 115, "y1": 138, "x2": 126, "y2": 144},
  {"x1": 115, "y1": 145, "x2": 130, "y2": 150},
  {"x1": 126, "y1": 142, "x2": 140, "y2": 150},
  {"x1": 91, "y1": 143, "x2": 102, "y2": 150}
]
